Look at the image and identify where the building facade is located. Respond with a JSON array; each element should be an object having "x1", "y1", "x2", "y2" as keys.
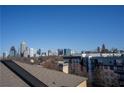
[
  {"x1": 64, "y1": 49, "x2": 71, "y2": 56},
  {"x1": 58, "y1": 49, "x2": 64, "y2": 56},
  {"x1": 9, "y1": 46, "x2": 17, "y2": 57},
  {"x1": 29, "y1": 48, "x2": 34, "y2": 57},
  {"x1": 63, "y1": 54, "x2": 124, "y2": 87},
  {"x1": 63, "y1": 56, "x2": 87, "y2": 77},
  {"x1": 87, "y1": 56, "x2": 124, "y2": 87},
  {"x1": 20, "y1": 41, "x2": 28, "y2": 57}
]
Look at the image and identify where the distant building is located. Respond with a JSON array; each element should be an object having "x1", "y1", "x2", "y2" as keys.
[
  {"x1": 53, "y1": 50, "x2": 58, "y2": 56},
  {"x1": 64, "y1": 49, "x2": 71, "y2": 56},
  {"x1": 25, "y1": 47, "x2": 29, "y2": 57},
  {"x1": 32, "y1": 49, "x2": 40, "y2": 57},
  {"x1": 29, "y1": 48, "x2": 34, "y2": 57},
  {"x1": 42, "y1": 52, "x2": 46, "y2": 56},
  {"x1": 97, "y1": 46, "x2": 101, "y2": 53},
  {"x1": 48, "y1": 50, "x2": 52, "y2": 56},
  {"x1": 101, "y1": 44, "x2": 109, "y2": 53},
  {"x1": 9, "y1": 46, "x2": 17, "y2": 57},
  {"x1": 20, "y1": 41, "x2": 27, "y2": 57},
  {"x1": 71, "y1": 50, "x2": 81, "y2": 56},
  {"x1": 3, "y1": 52, "x2": 6, "y2": 59},
  {"x1": 37, "y1": 49, "x2": 41, "y2": 56},
  {"x1": 2, "y1": 51, "x2": 8, "y2": 58},
  {"x1": 17, "y1": 47, "x2": 20, "y2": 57},
  {"x1": 58, "y1": 49, "x2": 63, "y2": 56}
]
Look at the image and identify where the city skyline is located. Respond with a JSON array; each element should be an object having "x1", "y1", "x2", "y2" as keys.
[{"x1": 0, "y1": 6, "x2": 124, "y2": 55}]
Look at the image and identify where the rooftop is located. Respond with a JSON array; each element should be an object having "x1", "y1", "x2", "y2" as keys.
[
  {"x1": 0, "y1": 62, "x2": 29, "y2": 87},
  {"x1": 0, "y1": 60, "x2": 87, "y2": 87},
  {"x1": 14, "y1": 60, "x2": 87, "y2": 87}
]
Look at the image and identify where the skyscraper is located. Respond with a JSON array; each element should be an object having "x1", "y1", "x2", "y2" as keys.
[
  {"x1": 48, "y1": 50, "x2": 52, "y2": 56},
  {"x1": 58, "y1": 49, "x2": 63, "y2": 56},
  {"x1": 9, "y1": 46, "x2": 16, "y2": 57},
  {"x1": 64, "y1": 49, "x2": 71, "y2": 56},
  {"x1": 20, "y1": 41, "x2": 27, "y2": 57},
  {"x1": 29, "y1": 48, "x2": 34, "y2": 57}
]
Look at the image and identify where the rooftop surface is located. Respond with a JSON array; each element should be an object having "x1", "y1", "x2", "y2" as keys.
[
  {"x1": 14, "y1": 60, "x2": 87, "y2": 87},
  {"x1": 0, "y1": 62, "x2": 29, "y2": 87},
  {"x1": 0, "y1": 60, "x2": 87, "y2": 87}
]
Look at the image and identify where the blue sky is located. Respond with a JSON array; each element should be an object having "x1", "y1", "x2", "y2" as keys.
[{"x1": 0, "y1": 5, "x2": 124, "y2": 54}]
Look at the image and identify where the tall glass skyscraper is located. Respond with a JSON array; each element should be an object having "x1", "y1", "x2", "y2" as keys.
[
  {"x1": 64, "y1": 49, "x2": 71, "y2": 56},
  {"x1": 20, "y1": 41, "x2": 27, "y2": 57},
  {"x1": 9, "y1": 46, "x2": 16, "y2": 57}
]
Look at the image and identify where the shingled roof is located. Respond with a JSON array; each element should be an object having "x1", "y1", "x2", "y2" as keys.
[
  {"x1": 0, "y1": 62, "x2": 29, "y2": 87},
  {"x1": 14, "y1": 60, "x2": 87, "y2": 87}
]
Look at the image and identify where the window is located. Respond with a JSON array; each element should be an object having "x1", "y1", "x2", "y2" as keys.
[
  {"x1": 109, "y1": 61, "x2": 112, "y2": 63},
  {"x1": 117, "y1": 66, "x2": 123, "y2": 71},
  {"x1": 110, "y1": 66, "x2": 114, "y2": 70},
  {"x1": 104, "y1": 66, "x2": 108, "y2": 69},
  {"x1": 120, "y1": 75, "x2": 124, "y2": 79}
]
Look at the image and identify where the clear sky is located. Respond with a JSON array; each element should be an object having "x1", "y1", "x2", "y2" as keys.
[{"x1": 0, "y1": 5, "x2": 124, "y2": 54}]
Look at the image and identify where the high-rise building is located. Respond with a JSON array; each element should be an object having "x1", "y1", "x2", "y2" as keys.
[
  {"x1": 16, "y1": 47, "x2": 22, "y2": 57},
  {"x1": 29, "y1": 48, "x2": 34, "y2": 57},
  {"x1": 25, "y1": 47, "x2": 29, "y2": 57},
  {"x1": 20, "y1": 41, "x2": 27, "y2": 57},
  {"x1": 71, "y1": 50, "x2": 81, "y2": 56},
  {"x1": 33, "y1": 49, "x2": 38, "y2": 57},
  {"x1": 9, "y1": 46, "x2": 16, "y2": 57},
  {"x1": 3, "y1": 52, "x2": 6, "y2": 59},
  {"x1": 48, "y1": 50, "x2": 52, "y2": 56},
  {"x1": 53, "y1": 50, "x2": 58, "y2": 56},
  {"x1": 42, "y1": 52, "x2": 46, "y2": 56},
  {"x1": 64, "y1": 49, "x2": 71, "y2": 56},
  {"x1": 58, "y1": 49, "x2": 63, "y2": 56},
  {"x1": 37, "y1": 49, "x2": 41, "y2": 56}
]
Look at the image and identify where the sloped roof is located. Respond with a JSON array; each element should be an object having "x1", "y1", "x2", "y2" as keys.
[
  {"x1": 14, "y1": 61, "x2": 87, "y2": 87},
  {"x1": 0, "y1": 62, "x2": 29, "y2": 87}
]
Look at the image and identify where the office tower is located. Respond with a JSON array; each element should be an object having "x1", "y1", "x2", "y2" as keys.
[
  {"x1": 29, "y1": 48, "x2": 34, "y2": 57},
  {"x1": 64, "y1": 49, "x2": 71, "y2": 56},
  {"x1": 3, "y1": 52, "x2": 6, "y2": 59},
  {"x1": 9, "y1": 46, "x2": 17, "y2": 57},
  {"x1": 58, "y1": 49, "x2": 63, "y2": 56},
  {"x1": 48, "y1": 50, "x2": 52, "y2": 56},
  {"x1": 20, "y1": 41, "x2": 27, "y2": 57},
  {"x1": 42, "y1": 52, "x2": 46, "y2": 56}
]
